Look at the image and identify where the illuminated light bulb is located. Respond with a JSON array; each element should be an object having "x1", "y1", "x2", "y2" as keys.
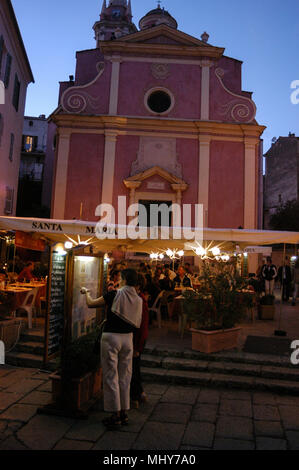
[
  {"x1": 291, "y1": 256, "x2": 297, "y2": 262},
  {"x1": 159, "y1": 254, "x2": 165, "y2": 260},
  {"x1": 244, "y1": 253, "x2": 248, "y2": 258},
  {"x1": 196, "y1": 246, "x2": 206, "y2": 257},
  {"x1": 178, "y1": 250, "x2": 184, "y2": 257},
  {"x1": 65, "y1": 241, "x2": 73, "y2": 250},
  {"x1": 166, "y1": 249, "x2": 173, "y2": 258},
  {"x1": 211, "y1": 247, "x2": 220, "y2": 257}
]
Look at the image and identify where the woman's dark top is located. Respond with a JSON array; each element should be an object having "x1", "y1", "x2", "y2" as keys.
[{"x1": 103, "y1": 290, "x2": 136, "y2": 334}]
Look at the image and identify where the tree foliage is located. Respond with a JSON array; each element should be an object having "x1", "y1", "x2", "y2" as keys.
[{"x1": 269, "y1": 200, "x2": 299, "y2": 232}]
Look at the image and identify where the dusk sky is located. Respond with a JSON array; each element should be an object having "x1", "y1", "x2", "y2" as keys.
[{"x1": 12, "y1": 0, "x2": 299, "y2": 153}]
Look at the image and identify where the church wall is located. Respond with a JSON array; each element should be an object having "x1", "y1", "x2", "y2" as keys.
[
  {"x1": 208, "y1": 140, "x2": 245, "y2": 228},
  {"x1": 118, "y1": 61, "x2": 201, "y2": 119},
  {"x1": 64, "y1": 133, "x2": 105, "y2": 220}
]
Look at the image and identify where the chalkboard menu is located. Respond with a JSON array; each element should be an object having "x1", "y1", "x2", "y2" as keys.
[{"x1": 47, "y1": 252, "x2": 66, "y2": 358}]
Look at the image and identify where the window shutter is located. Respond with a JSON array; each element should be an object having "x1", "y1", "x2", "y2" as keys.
[
  {"x1": 4, "y1": 187, "x2": 14, "y2": 215},
  {"x1": 12, "y1": 74, "x2": 20, "y2": 111},
  {"x1": 4, "y1": 53, "x2": 12, "y2": 88},
  {"x1": 0, "y1": 36, "x2": 4, "y2": 75}
]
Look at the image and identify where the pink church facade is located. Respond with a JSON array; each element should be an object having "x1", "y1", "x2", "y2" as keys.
[{"x1": 50, "y1": 1, "x2": 265, "y2": 231}]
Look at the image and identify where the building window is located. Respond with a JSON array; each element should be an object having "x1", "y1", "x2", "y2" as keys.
[
  {"x1": 29, "y1": 120, "x2": 33, "y2": 127},
  {"x1": 4, "y1": 53, "x2": 12, "y2": 88},
  {"x1": 12, "y1": 74, "x2": 20, "y2": 111},
  {"x1": 145, "y1": 87, "x2": 174, "y2": 115},
  {"x1": 22, "y1": 135, "x2": 38, "y2": 152},
  {"x1": 0, "y1": 35, "x2": 4, "y2": 75},
  {"x1": 8, "y1": 133, "x2": 14, "y2": 161}
]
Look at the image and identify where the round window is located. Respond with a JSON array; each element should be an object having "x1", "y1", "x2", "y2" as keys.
[{"x1": 147, "y1": 90, "x2": 172, "y2": 114}]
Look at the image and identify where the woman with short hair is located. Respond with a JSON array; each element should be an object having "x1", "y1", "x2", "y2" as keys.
[{"x1": 81, "y1": 269, "x2": 142, "y2": 429}]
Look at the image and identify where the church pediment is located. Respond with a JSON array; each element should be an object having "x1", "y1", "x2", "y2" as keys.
[
  {"x1": 124, "y1": 166, "x2": 188, "y2": 192},
  {"x1": 100, "y1": 25, "x2": 225, "y2": 59}
]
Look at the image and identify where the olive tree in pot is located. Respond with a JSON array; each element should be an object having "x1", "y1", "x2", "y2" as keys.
[{"x1": 183, "y1": 260, "x2": 254, "y2": 353}]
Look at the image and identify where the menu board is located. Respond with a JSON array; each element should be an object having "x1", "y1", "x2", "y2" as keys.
[
  {"x1": 47, "y1": 252, "x2": 66, "y2": 358},
  {"x1": 71, "y1": 256, "x2": 100, "y2": 340}
]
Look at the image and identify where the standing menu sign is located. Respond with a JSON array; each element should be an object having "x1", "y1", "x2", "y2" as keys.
[{"x1": 45, "y1": 251, "x2": 67, "y2": 363}]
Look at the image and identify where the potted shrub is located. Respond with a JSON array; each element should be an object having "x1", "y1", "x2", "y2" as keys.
[
  {"x1": 49, "y1": 329, "x2": 102, "y2": 415},
  {"x1": 258, "y1": 294, "x2": 276, "y2": 320},
  {"x1": 183, "y1": 260, "x2": 254, "y2": 353}
]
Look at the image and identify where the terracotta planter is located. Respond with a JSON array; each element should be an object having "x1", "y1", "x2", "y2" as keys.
[
  {"x1": 258, "y1": 305, "x2": 275, "y2": 320},
  {"x1": 50, "y1": 368, "x2": 102, "y2": 411},
  {"x1": 190, "y1": 327, "x2": 241, "y2": 353}
]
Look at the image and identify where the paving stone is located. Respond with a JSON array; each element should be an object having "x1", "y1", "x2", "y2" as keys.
[
  {"x1": 221, "y1": 390, "x2": 252, "y2": 401},
  {"x1": 197, "y1": 389, "x2": 220, "y2": 404},
  {"x1": 182, "y1": 422, "x2": 215, "y2": 448},
  {"x1": 254, "y1": 420, "x2": 284, "y2": 438},
  {"x1": 256, "y1": 437, "x2": 287, "y2": 450},
  {"x1": 0, "y1": 392, "x2": 24, "y2": 410},
  {"x1": 0, "y1": 421, "x2": 7, "y2": 434},
  {"x1": 279, "y1": 405, "x2": 299, "y2": 430},
  {"x1": 150, "y1": 403, "x2": 192, "y2": 424},
  {"x1": 65, "y1": 420, "x2": 106, "y2": 442},
  {"x1": 286, "y1": 431, "x2": 299, "y2": 450},
  {"x1": 253, "y1": 405, "x2": 280, "y2": 421},
  {"x1": 165, "y1": 370, "x2": 211, "y2": 385},
  {"x1": 4, "y1": 379, "x2": 44, "y2": 395},
  {"x1": 180, "y1": 446, "x2": 210, "y2": 450},
  {"x1": 160, "y1": 386, "x2": 199, "y2": 405},
  {"x1": 132, "y1": 422, "x2": 185, "y2": 450},
  {"x1": 213, "y1": 439, "x2": 255, "y2": 450},
  {"x1": 19, "y1": 391, "x2": 52, "y2": 406},
  {"x1": 17, "y1": 414, "x2": 74, "y2": 450},
  {"x1": 216, "y1": 417, "x2": 253, "y2": 441},
  {"x1": 191, "y1": 404, "x2": 218, "y2": 423},
  {"x1": 93, "y1": 431, "x2": 138, "y2": 450},
  {"x1": 253, "y1": 392, "x2": 277, "y2": 405},
  {"x1": 0, "y1": 368, "x2": 15, "y2": 378},
  {"x1": 54, "y1": 439, "x2": 93, "y2": 450},
  {"x1": 219, "y1": 400, "x2": 252, "y2": 418},
  {"x1": 0, "y1": 404, "x2": 37, "y2": 422},
  {"x1": 0, "y1": 435, "x2": 28, "y2": 450},
  {"x1": 144, "y1": 383, "x2": 169, "y2": 395}
]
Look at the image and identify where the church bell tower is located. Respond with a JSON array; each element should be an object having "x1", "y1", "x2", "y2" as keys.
[{"x1": 93, "y1": 0, "x2": 137, "y2": 45}]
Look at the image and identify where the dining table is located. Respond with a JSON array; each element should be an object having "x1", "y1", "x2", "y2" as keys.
[{"x1": 0, "y1": 282, "x2": 47, "y2": 316}]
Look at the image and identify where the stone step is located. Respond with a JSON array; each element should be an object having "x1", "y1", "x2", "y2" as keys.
[
  {"x1": 16, "y1": 341, "x2": 44, "y2": 356},
  {"x1": 144, "y1": 346, "x2": 292, "y2": 368},
  {"x1": 141, "y1": 354, "x2": 299, "y2": 382},
  {"x1": 141, "y1": 367, "x2": 299, "y2": 396},
  {"x1": 20, "y1": 330, "x2": 44, "y2": 344},
  {"x1": 5, "y1": 352, "x2": 56, "y2": 372}
]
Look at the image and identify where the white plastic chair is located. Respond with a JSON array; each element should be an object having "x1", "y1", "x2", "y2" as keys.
[
  {"x1": 19, "y1": 288, "x2": 39, "y2": 329},
  {"x1": 149, "y1": 291, "x2": 164, "y2": 329}
]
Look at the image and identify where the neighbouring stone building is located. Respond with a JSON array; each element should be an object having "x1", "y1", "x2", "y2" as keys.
[
  {"x1": 49, "y1": 1, "x2": 265, "y2": 230},
  {"x1": 0, "y1": 0, "x2": 34, "y2": 217},
  {"x1": 264, "y1": 134, "x2": 299, "y2": 229},
  {"x1": 16, "y1": 115, "x2": 50, "y2": 218}
]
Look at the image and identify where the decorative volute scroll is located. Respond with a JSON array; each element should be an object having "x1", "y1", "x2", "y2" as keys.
[
  {"x1": 61, "y1": 63, "x2": 105, "y2": 114},
  {"x1": 215, "y1": 68, "x2": 257, "y2": 123}
]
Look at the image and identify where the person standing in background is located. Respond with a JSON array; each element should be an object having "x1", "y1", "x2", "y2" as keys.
[
  {"x1": 278, "y1": 257, "x2": 292, "y2": 302},
  {"x1": 292, "y1": 259, "x2": 299, "y2": 306},
  {"x1": 261, "y1": 257, "x2": 277, "y2": 296}
]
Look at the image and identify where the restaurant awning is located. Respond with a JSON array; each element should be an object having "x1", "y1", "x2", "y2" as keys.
[{"x1": 0, "y1": 216, "x2": 299, "y2": 254}]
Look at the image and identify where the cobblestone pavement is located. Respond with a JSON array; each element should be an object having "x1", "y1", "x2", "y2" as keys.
[{"x1": 1, "y1": 366, "x2": 299, "y2": 450}]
